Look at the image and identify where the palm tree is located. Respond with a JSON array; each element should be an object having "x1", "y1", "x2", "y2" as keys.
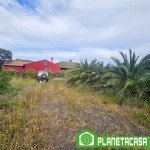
[
  {"x1": 103, "y1": 49, "x2": 150, "y2": 99},
  {"x1": 67, "y1": 59, "x2": 104, "y2": 86}
]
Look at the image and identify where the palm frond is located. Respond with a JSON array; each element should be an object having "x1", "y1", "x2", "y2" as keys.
[{"x1": 111, "y1": 57, "x2": 122, "y2": 66}]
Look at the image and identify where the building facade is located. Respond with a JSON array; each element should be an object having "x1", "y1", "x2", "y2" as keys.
[{"x1": 3, "y1": 59, "x2": 61, "y2": 73}]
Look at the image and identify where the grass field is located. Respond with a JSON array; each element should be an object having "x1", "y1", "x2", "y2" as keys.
[{"x1": 0, "y1": 78, "x2": 150, "y2": 150}]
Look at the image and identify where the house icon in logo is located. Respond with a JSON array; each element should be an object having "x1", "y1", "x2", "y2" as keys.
[{"x1": 76, "y1": 129, "x2": 98, "y2": 148}]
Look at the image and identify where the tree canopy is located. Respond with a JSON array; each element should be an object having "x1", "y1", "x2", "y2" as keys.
[{"x1": 0, "y1": 48, "x2": 12, "y2": 69}]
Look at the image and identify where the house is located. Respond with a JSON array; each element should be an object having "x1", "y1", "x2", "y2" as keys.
[{"x1": 3, "y1": 59, "x2": 61, "y2": 73}]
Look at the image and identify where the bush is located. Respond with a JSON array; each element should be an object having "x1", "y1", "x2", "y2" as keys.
[
  {"x1": 132, "y1": 111, "x2": 150, "y2": 130},
  {"x1": 56, "y1": 71, "x2": 65, "y2": 78},
  {"x1": 6, "y1": 69, "x2": 18, "y2": 76},
  {"x1": 0, "y1": 71, "x2": 11, "y2": 94},
  {"x1": 24, "y1": 69, "x2": 36, "y2": 78}
]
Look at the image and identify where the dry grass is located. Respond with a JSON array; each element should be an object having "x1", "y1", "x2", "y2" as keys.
[{"x1": 0, "y1": 78, "x2": 149, "y2": 150}]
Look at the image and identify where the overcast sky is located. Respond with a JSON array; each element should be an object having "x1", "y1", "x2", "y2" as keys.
[{"x1": 0, "y1": 0, "x2": 150, "y2": 63}]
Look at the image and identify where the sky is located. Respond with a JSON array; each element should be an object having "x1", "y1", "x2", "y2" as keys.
[{"x1": 0, "y1": 0, "x2": 150, "y2": 63}]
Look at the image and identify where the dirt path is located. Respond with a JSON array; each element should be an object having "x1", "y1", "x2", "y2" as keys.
[
  {"x1": 25, "y1": 80, "x2": 149, "y2": 150},
  {"x1": 2, "y1": 79, "x2": 149, "y2": 150}
]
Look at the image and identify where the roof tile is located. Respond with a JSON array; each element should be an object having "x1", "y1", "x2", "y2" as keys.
[{"x1": 4, "y1": 60, "x2": 33, "y2": 66}]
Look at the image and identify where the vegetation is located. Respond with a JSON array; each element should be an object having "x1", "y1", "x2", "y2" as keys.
[
  {"x1": 67, "y1": 59, "x2": 105, "y2": 86},
  {"x1": 0, "y1": 49, "x2": 150, "y2": 149},
  {"x1": 0, "y1": 71, "x2": 11, "y2": 94},
  {"x1": 67, "y1": 50, "x2": 150, "y2": 105},
  {"x1": 5, "y1": 69, "x2": 18, "y2": 76},
  {"x1": 104, "y1": 49, "x2": 150, "y2": 102},
  {"x1": 0, "y1": 48, "x2": 12, "y2": 69},
  {"x1": 24, "y1": 69, "x2": 36, "y2": 78},
  {"x1": 0, "y1": 78, "x2": 149, "y2": 149}
]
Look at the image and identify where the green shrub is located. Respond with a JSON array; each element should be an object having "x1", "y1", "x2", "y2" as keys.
[
  {"x1": 0, "y1": 71, "x2": 11, "y2": 94},
  {"x1": 0, "y1": 98, "x2": 11, "y2": 109},
  {"x1": 56, "y1": 71, "x2": 65, "y2": 78},
  {"x1": 6, "y1": 69, "x2": 18, "y2": 76},
  {"x1": 132, "y1": 111, "x2": 150, "y2": 130},
  {"x1": 24, "y1": 69, "x2": 36, "y2": 78}
]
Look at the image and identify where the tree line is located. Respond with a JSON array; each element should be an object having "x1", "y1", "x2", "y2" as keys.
[{"x1": 67, "y1": 49, "x2": 150, "y2": 105}]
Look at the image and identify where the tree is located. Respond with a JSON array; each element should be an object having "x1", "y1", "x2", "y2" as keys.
[
  {"x1": 67, "y1": 59, "x2": 104, "y2": 86},
  {"x1": 103, "y1": 49, "x2": 150, "y2": 100},
  {"x1": 0, "y1": 48, "x2": 12, "y2": 69}
]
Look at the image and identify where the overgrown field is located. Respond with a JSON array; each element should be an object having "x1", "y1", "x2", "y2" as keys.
[{"x1": 0, "y1": 78, "x2": 149, "y2": 150}]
